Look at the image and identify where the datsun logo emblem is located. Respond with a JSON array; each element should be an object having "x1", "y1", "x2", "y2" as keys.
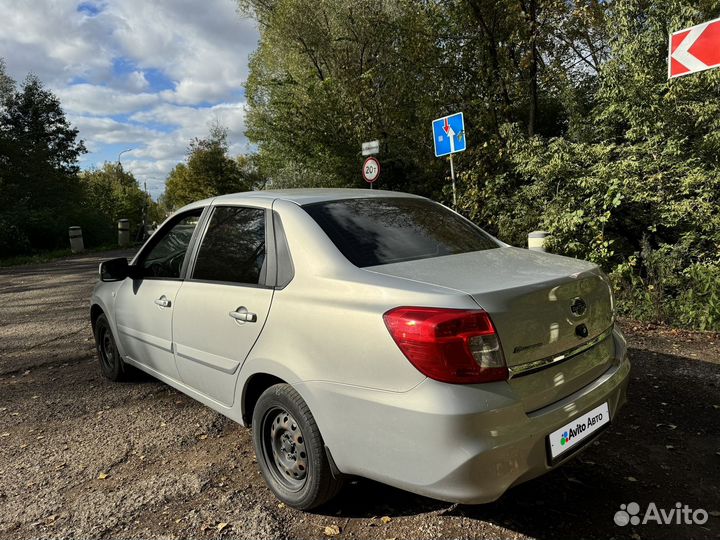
[{"x1": 570, "y1": 297, "x2": 587, "y2": 317}]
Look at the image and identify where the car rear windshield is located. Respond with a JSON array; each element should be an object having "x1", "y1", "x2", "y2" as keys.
[{"x1": 302, "y1": 197, "x2": 499, "y2": 267}]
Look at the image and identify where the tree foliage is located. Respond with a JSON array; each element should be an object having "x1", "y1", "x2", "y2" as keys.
[
  {"x1": 240, "y1": 0, "x2": 610, "y2": 196},
  {"x1": 163, "y1": 126, "x2": 258, "y2": 209},
  {"x1": 0, "y1": 63, "x2": 151, "y2": 257},
  {"x1": 78, "y1": 163, "x2": 155, "y2": 245},
  {"x1": 0, "y1": 72, "x2": 87, "y2": 255}
]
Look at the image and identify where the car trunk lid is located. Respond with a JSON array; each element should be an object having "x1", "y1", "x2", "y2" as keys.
[{"x1": 366, "y1": 247, "x2": 616, "y2": 410}]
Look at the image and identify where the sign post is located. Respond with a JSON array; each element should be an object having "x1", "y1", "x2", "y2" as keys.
[
  {"x1": 362, "y1": 140, "x2": 380, "y2": 156},
  {"x1": 432, "y1": 112, "x2": 466, "y2": 208},
  {"x1": 361, "y1": 140, "x2": 380, "y2": 188},
  {"x1": 669, "y1": 17, "x2": 720, "y2": 78},
  {"x1": 362, "y1": 156, "x2": 380, "y2": 188}
]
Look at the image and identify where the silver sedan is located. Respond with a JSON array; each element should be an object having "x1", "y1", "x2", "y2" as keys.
[{"x1": 91, "y1": 189, "x2": 630, "y2": 509}]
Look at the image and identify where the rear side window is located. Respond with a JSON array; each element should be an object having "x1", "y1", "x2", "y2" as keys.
[
  {"x1": 303, "y1": 197, "x2": 498, "y2": 267},
  {"x1": 193, "y1": 206, "x2": 266, "y2": 285}
]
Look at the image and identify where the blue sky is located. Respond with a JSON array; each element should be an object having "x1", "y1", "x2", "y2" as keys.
[{"x1": 0, "y1": 0, "x2": 259, "y2": 198}]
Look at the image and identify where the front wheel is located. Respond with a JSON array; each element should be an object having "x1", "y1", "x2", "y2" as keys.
[
  {"x1": 93, "y1": 313, "x2": 134, "y2": 381},
  {"x1": 252, "y1": 384, "x2": 343, "y2": 509}
]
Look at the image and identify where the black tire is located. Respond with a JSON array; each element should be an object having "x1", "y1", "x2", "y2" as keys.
[
  {"x1": 93, "y1": 313, "x2": 133, "y2": 381},
  {"x1": 252, "y1": 384, "x2": 343, "y2": 509}
]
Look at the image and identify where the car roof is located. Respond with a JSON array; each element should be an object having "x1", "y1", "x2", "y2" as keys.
[{"x1": 210, "y1": 188, "x2": 426, "y2": 207}]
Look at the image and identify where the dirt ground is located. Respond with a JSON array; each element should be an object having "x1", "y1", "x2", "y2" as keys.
[{"x1": 0, "y1": 251, "x2": 718, "y2": 540}]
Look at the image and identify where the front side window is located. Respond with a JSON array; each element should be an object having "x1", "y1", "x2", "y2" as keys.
[
  {"x1": 193, "y1": 206, "x2": 266, "y2": 285},
  {"x1": 140, "y1": 210, "x2": 202, "y2": 279},
  {"x1": 303, "y1": 197, "x2": 499, "y2": 267}
]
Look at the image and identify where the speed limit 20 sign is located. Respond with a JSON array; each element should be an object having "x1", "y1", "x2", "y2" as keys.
[{"x1": 362, "y1": 156, "x2": 380, "y2": 184}]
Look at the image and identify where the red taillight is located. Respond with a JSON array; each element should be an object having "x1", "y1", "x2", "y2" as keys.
[{"x1": 383, "y1": 307, "x2": 508, "y2": 384}]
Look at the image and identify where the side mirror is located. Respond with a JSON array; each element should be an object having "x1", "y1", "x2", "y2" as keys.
[{"x1": 99, "y1": 257, "x2": 130, "y2": 282}]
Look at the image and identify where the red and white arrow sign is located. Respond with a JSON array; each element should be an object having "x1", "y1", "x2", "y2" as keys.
[
  {"x1": 669, "y1": 17, "x2": 720, "y2": 78},
  {"x1": 443, "y1": 117, "x2": 456, "y2": 153}
]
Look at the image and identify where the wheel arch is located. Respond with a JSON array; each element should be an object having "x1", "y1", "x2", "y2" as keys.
[
  {"x1": 90, "y1": 303, "x2": 104, "y2": 330},
  {"x1": 241, "y1": 372, "x2": 287, "y2": 425}
]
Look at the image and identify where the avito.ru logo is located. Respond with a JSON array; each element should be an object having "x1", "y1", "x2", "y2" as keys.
[{"x1": 614, "y1": 502, "x2": 709, "y2": 526}]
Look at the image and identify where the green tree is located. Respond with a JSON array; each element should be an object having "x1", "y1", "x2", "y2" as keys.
[
  {"x1": 78, "y1": 163, "x2": 150, "y2": 244},
  {"x1": 239, "y1": 0, "x2": 608, "y2": 201},
  {"x1": 241, "y1": 0, "x2": 448, "y2": 195},
  {"x1": 163, "y1": 125, "x2": 255, "y2": 209},
  {"x1": 0, "y1": 73, "x2": 87, "y2": 256},
  {"x1": 457, "y1": 0, "x2": 720, "y2": 328}
]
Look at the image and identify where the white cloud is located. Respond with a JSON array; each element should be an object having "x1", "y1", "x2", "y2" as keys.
[
  {"x1": 126, "y1": 102, "x2": 250, "y2": 184},
  {"x1": 57, "y1": 84, "x2": 160, "y2": 115},
  {"x1": 69, "y1": 115, "x2": 161, "y2": 149}
]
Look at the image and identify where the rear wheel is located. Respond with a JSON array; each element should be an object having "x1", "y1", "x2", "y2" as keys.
[
  {"x1": 93, "y1": 313, "x2": 133, "y2": 381},
  {"x1": 252, "y1": 384, "x2": 343, "y2": 509}
]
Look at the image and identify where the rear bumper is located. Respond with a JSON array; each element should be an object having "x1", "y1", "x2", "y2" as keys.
[{"x1": 296, "y1": 327, "x2": 630, "y2": 504}]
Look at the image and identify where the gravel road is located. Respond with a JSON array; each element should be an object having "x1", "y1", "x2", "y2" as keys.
[{"x1": 0, "y1": 251, "x2": 718, "y2": 539}]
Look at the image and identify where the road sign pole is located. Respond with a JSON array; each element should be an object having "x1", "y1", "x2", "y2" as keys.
[
  {"x1": 449, "y1": 153, "x2": 456, "y2": 208},
  {"x1": 432, "y1": 112, "x2": 465, "y2": 209}
]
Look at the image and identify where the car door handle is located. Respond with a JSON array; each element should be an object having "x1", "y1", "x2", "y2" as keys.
[
  {"x1": 229, "y1": 308, "x2": 257, "y2": 323},
  {"x1": 154, "y1": 296, "x2": 171, "y2": 308}
]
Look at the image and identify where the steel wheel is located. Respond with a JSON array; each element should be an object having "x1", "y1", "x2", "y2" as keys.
[
  {"x1": 93, "y1": 313, "x2": 134, "y2": 382},
  {"x1": 262, "y1": 407, "x2": 308, "y2": 491},
  {"x1": 252, "y1": 384, "x2": 344, "y2": 509},
  {"x1": 98, "y1": 323, "x2": 116, "y2": 373}
]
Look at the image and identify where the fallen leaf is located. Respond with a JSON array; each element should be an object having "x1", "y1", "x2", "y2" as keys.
[
  {"x1": 0, "y1": 433, "x2": 9, "y2": 438},
  {"x1": 198, "y1": 434, "x2": 208, "y2": 440},
  {"x1": 278, "y1": 502, "x2": 286, "y2": 509},
  {"x1": 216, "y1": 522, "x2": 228, "y2": 532},
  {"x1": 626, "y1": 476, "x2": 637, "y2": 482},
  {"x1": 324, "y1": 524, "x2": 341, "y2": 536},
  {"x1": 665, "y1": 445, "x2": 674, "y2": 450},
  {"x1": 97, "y1": 472, "x2": 109, "y2": 480},
  {"x1": 381, "y1": 516, "x2": 392, "y2": 524}
]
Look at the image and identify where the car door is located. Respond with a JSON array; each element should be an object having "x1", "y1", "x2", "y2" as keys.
[
  {"x1": 114, "y1": 208, "x2": 204, "y2": 380},
  {"x1": 172, "y1": 205, "x2": 275, "y2": 406}
]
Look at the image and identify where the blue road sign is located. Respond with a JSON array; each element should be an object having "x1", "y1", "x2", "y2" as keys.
[{"x1": 432, "y1": 112, "x2": 466, "y2": 157}]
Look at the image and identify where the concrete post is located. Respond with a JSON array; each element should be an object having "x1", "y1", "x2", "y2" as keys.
[
  {"x1": 68, "y1": 226, "x2": 84, "y2": 253},
  {"x1": 118, "y1": 219, "x2": 130, "y2": 247},
  {"x1": 528, "y1": 230, "x2": 550, "y2": 252}
]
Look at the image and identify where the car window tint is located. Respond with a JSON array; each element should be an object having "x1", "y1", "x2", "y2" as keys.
[
  {"x1": 303, "y1": 197, "x2": 499, "y2": 267},
  {"x1": 193, "y1": 206, "x2": 266, "y2": 285},
  {"x1": 141, "y1": 211, "x2": 201, "y2": 278}
]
